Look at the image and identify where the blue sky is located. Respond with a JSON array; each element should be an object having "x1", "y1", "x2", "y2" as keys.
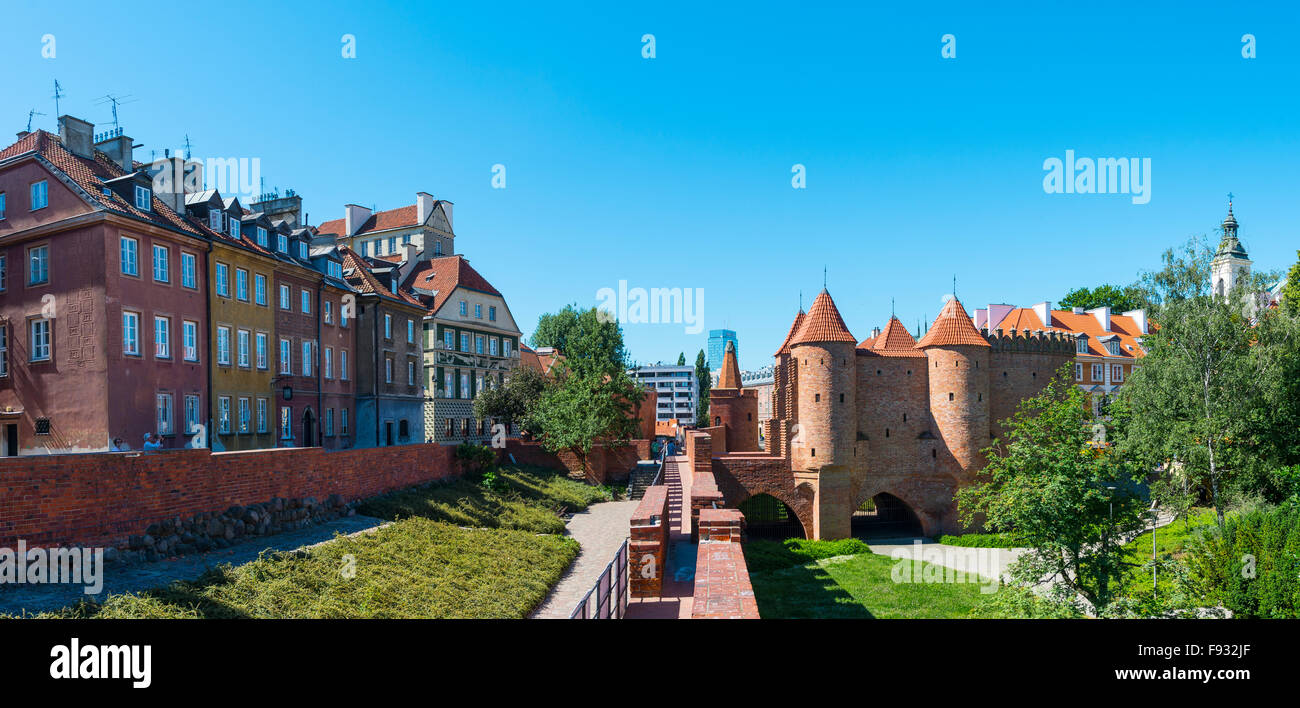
[{"x1": 4, "y1": 0, "x2": 1298, "y2": 370}]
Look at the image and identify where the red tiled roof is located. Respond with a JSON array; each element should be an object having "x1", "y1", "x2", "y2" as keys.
[
  {"x1": 318, "y1": 204, "x2": 424, "y2": 238},
  {"x1": 1, "y1": 130, "x2": 204, "y2": 239},
  {"x1": 401, "y1": 255, "x2": 502, "y2": 315},
  {"x1": 341, "y1": 247, "x2": 423, "y2": 308},
  {"x1": 774, "y1": 310, "x2": 806, "y2": 356},
  {"x1": 790, "y1": 290, "x2": 856, "y2": 345},
  {"x1": 916, "y1": 297, "x2": 990, "y2": 348},
  {"x1": 995, "y1": 307, "x2": 1152, "y2": 359},
  {"x1": 858, "y1": 316, "x2": 925, "y2": 358}
]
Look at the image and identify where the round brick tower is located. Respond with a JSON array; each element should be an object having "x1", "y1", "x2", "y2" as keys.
[
  {"x1": 916, "y1": 296, "x2": 990, "y2": 478},
  {"x1": 789, "y1": 290, "x2": 857, "y2": 472}
]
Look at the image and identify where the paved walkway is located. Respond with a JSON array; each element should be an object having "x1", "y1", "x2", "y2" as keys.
[
  {"x1": 0, "y1": 514, "x2": 388, "y2": 616},
  {"x1": 530, "y1": 498, "x2": 639, "y2": 619},
  {"x1": 626, "y1": 455, "x2": 694, "y2": 619}
]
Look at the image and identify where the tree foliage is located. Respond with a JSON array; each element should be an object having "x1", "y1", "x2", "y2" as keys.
[
  {"x1": 1058, "y1": 283, "x2": 1148, "y2": 313},
  {"x1": 694, "y1": 349, "x2": 711, "y2": 428},
  {"x1": 959, "y1": 367, "x2": 1148, "y2": 612},
  {"x1": 531, "y1": 370, "x2": 643, "y2": 463},
  {"x1": 1280, "y1": 250, "x2": 1300, "y2": 316},
  {"x1": 472, "y1": 366, "x2": 548, "y2": 436},
  {"x1": 530, "y1": 304, "x2": 629, "y2": 378}
]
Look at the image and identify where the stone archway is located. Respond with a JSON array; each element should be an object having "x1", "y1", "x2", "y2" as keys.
[
  {"x1": 736, "y1": 493, "x2": 805, "y2": 540},
  {"x1": 850, "y1": 484, "x2": 943, "y2": 538},
  {"x1": 851, "y1": 492, "x2": 924, "y2": 539}
]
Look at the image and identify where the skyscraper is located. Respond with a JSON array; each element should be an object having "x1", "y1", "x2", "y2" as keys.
[{"x1": 707, "y1": 329, "x2": 738, "y2": 370}]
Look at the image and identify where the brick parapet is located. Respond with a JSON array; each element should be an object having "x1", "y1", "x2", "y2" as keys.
[
  {"x1": 691, "y1": 540, "x2": 760, "y2": 619},
  {"x1": 629, "y1": 484, "x2": 669, "y2": 598}
]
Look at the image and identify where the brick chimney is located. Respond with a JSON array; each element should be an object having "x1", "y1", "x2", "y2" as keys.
[
  {"x1": 344, "y1": 204, "x2": 371, "y2": 236},
  {"x1": 58, "y1": 115, "x2": 94, "y2": 159}
]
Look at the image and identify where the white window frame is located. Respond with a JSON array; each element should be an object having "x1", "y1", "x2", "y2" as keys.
[
  {"x1": 152, "y1": 244, "x2": 169, "y2": 283},
  {"x1": 256, "y1": 398, "x2": 269, "y2": 433},
  {"x1": 216, "y1": 326, "x2": 231, "y2": 365},
  {"x1": 135, "y1": 185, "x2": 152, "y2": 210},
  {"x1": 324, "y1": 346, "x2": 333, "y2": 380},
  {"x1": 120, "y1": 236, "x2": 139, "y2": 276},
  {"x1": 123, "y1": 311, "x2": 141, "y2": 355},
  {"x1": 180, "y1": 252, "x2": 197, "y2": 288},
  {"x1": 301, "y1": 340, "x2": 312, "y2": 377},
  {"x1": 183, "y1": 320, "x2": 198, "y2": 361},
  {"x1": 215, "y1": 262, "x2": 230, "y2": 297},
  {"x1": 237, "y1": 329, "x2": 250, "y2": 368},
  {"x1": 301, "y1": 289, "x2": 311, "y2": 315},
  {"x1": 218, "y1": 396, "x2": 231, "y2": 434},
  {"x1": 340, "y1": 349, "x2": 349, "y2": 381},
  {"x1": 238, "y1": 397, "x2": 251, "y2": 434},
  {"x1": 28, "y1": 245, "x2": 48, "y2": 285},
  {"x1": 30, "y1": 180, "x2": 48, "y2": 210},
  {"x1": 29, "y1": 318, "x2": 50, "y2": 361},
  {"x1": 154, "y1": 316, "x2": 171, "y2": 359},
  {"x1": 156, "y1": 393, "x2": 173, "y2": 435},
  {"x1": 256, "y1": 226, "x2": 268, "y2": 248},
  {"x1": 279, "y1": 284, "x2": 290, "y2": 310},
  {"x1": 279, "y1": 338, "x2": 292, "y2": 374},
  {"x1": 1092, "y1": 363, "x2": 1105, "y2": 381},
  {"x1": 184, "y1": 394, "x2": 200, "y2": 434},
  {"x1": 256, "y1": 332, "x2": 268, "y2": 370},
  {"x1": 235, "y1": 268, "x2": 249, "y2": 301}
]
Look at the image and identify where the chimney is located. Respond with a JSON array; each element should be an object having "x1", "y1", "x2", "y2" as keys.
[
  {"x1": 58, "y1": 115, "x2": 94, "y2": 159},
  {"x1": 396, "y1": 241, "x2": 422, "y2": 286},
  {"x1": 1123, "y1": 308, "x2": 1149, "y2": 334},
  {"x1": 147, "y1": 156, "x2": 188, "y2": 213},
  {"x1": 16, "y1": 130, "x2": 30, "y2": 140},
  {"x1": 344, "y1": 204, "x2": 371, "y2": 236},
  {"x1": 1072, "y1": 306, "x2": 1085, "y2": 315},
  {"x1": 416, "y1": 192, "x2": 435, "y2": 224},
  {"x1": 94, "y1": 128, "x2": 134, "y2": 171},
  {"x1": 1087, "y1": 306, "x2": 1111, "y2": 332},
  {"x1": 1032, "y1": 301, "x2": 1052, "y2": 328}
]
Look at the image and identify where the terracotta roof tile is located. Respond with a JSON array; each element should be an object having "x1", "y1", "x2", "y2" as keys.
[
  {"x1": 716, "y1": 340, "x2": 742, "y2": 389},
  {"x1": 790, "y1": 290, "x2": 856, "y2": 345},
  {"x1": 401, "y1": 255, "x2": 502, "y2": 316},
  {"x1": 916, "y1": 297, "x2": 990, "y2": 348},
  {"x1": 341, "y1": 247, "x2": 423, "y2": 308},
  {"x1": 995, "y1": 307, "x2": 1153, "y2": 359},
  {"x1": 318, "y1": 204, "x2": 426, "y2": 238},
  {"x1": 858, "y1": 316, "x2": 925, "y2": 357}
]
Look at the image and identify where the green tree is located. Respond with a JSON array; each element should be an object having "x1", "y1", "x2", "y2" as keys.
[
  {"x1": 1058, "y1": 283, "x2": 1148, "y2": 313},
  {"x1": 1116, "y1": 237, "x2": 1262, "y2": 527},
  {"x1": 472, "y1": 366, "x2": 547, "y2": 437},
  {"x1": 1280, "y1": 250, "x2": 1300, "y2": 316},
  {"x1": 959, "y1": 367, "x2": 1147, "y2": 612},
  {"x1": 531, "y1": 305, "x2": 629, "y2": 378},
  {"x1": 677, "y1": 352, "x2": 686, "y2": 366},
  {"x1": 694, "y1": 349, "x2": 711, "y2": 427},
  {"x1": 531, "y1": 370, "x2": 644, "y2": 470}
]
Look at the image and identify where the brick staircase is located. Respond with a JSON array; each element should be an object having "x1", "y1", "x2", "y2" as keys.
[{"x1": 626, "y1": 461, "x2": 662, "y2": 500}]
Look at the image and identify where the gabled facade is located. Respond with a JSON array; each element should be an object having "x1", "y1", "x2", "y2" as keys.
[{"x1": 317, "y1": 193, "x2": 455, "y2": 261}]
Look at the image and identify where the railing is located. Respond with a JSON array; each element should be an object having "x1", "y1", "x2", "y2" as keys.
[{"x1": 569, "y1": 538, "x2": 629, "y2": 619}]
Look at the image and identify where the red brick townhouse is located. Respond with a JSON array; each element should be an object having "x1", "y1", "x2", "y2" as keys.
[{"x1": 0, "y1": 118, "x2": 209, "y2": 454}]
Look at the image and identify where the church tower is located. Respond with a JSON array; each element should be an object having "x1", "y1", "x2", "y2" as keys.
[{"x1": 1212, "y1": 199, "x2": 1252, "y2": 299}]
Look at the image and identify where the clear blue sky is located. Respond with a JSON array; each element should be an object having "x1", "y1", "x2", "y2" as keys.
[{"x1": 4, "y1": 0, "x2": 1298, "y2": 370}]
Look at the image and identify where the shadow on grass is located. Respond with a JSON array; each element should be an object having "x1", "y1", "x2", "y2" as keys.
[{"x1": 749, "y1": 561, "x2": 875, "y2": 619}]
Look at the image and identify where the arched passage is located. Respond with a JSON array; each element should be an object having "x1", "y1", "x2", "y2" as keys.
[
  {"x1": 737, "y1": 493, "x2": 805, "y2": 541},
  {"x1": 851, "y1": 492, "x2": 923, "y2": 539}
]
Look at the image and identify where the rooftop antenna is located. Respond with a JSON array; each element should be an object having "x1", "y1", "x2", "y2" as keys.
[
  {"x1": 823, "y1": 265, "x2": 828, "y2": 290},
  {"x1": 26, "y1": 109, "x2": 46, "y2": 132},
  {"x1": 952, "y1": 274, "x2": 957, "y2": 300},
  {"x1": 52, "y1": 80, "x2": 65, "y2": 117},
  {"x1": 891, "y1": 297, "x2": 895, "y2": 319},
  {"x1": 94, "y1": 94, "x2": 137, "y2": 131}
]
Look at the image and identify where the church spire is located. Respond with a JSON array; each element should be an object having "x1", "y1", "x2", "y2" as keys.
[{"x1": 1216, "y1": 195, "x2": 1248, "y2": 259}]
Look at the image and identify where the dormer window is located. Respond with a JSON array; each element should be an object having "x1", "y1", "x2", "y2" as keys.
[
  {"x1": 1075, "y1": 336, "x2": 1089, "y2": 354},
  {"x1": 209, "y1": 210, "x2": 222, "y2": 231},
  {"x1": 134, "y1": 185, "x2": 152, "y2": 210},
  {"x1": 277, "y1": 233, "x2": 288, "y2": 253},
  {"x1": 299, "y1": 242, "x2": 309, "y2": 260},
  {"x1": 229, "y1": 218, "x2": 240, "y2": 239},
  {"x1": 256, "y1": 226, "x2": 268, "y2": 248},
  {"x1": 1107, "y1": 340, "x2": 1121, "y2": 356}
]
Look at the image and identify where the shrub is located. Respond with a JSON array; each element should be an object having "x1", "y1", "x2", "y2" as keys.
[
  {"x1": 1183, "y1": 504, "x2": 1300, "y2": 618},
  {"x1": 935, "y1": 532, "x2": 1022, "y2": 548}
]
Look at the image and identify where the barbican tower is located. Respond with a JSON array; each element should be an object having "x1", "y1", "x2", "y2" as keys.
[
  {"x1": 916, "y1": 296, "x2": 990, "y2": 481},
  {"x1": 788, "y1": 289, "x2": 857, "y2": 539}
]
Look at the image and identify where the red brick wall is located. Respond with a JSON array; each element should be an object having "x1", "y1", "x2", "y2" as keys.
[
  {"x1": 790, "y1": 341, "x2": 856, "y2": 472},
  {"x1": 0, "y1": 443, "x2": 459, "y2": 550},
  {"x1": 692, "y1": 534, "x2": 760, "y2": 619},
  {"x1": 630, "y1": 484, "x2": 669, "y2": 598},
  {"x1": 502, "y1": 437, "x2": 650, "y2": 484}
]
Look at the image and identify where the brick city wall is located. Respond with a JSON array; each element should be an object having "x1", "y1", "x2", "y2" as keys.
[
  {"x1": 629, "y1": 484, "x2": 669, "y2": 598},
  {"x1": 685, "y1": 431, "x2": 723, "y2": 541},
  {"x1": 502, "y1": 438, "x2": 651, "y2": 484},
  {"x1": 0, "y1": 443, "x2": 460, "y2": 550},
  {"x1": 691, "y1": 512, "x2": 760, "y2": 619}
]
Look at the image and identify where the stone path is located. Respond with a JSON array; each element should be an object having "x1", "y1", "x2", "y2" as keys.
[
  {"x1": 0, "y1": 514, "x2": 388, "y2": 616},
  {"x1": 530, "y1": 498, "x2": 639, "y2": 619}
]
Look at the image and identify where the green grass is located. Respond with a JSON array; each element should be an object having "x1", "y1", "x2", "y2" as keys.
[
  {"x1": 743, "y1": 538, "x2": 874, "y2": 573},
  {"x1": 1121, "y1": 507, "x2": 1225, "y2": 597},
  {"x1": 934, "y1": 532, "x2": 1023, "y2": 548},
  {"x1": 747, "y1": 546, "x2": 990, "y2": 618},
  {"x1": 357, "y1": 463, "x2": 611, "y2": 534},
  {"x1": 21, "y1": 517, "x2": 578, "y2": 619}
]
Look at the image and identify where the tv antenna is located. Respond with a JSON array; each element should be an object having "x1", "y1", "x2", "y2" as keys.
[
  {"x1": 94, "y1": 93, "x2": 137, "y2": 131},
  {"x1": 52, "y1": 80, "x2": 65, "y2": 117},
  {"x1": 26, "y1": 109, "x2": 46, "y2": 132}
]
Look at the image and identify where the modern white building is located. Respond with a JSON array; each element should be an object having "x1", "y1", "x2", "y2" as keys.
[{"x1": 630, "y1": 364, "x2": 698, "y2": 422}]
